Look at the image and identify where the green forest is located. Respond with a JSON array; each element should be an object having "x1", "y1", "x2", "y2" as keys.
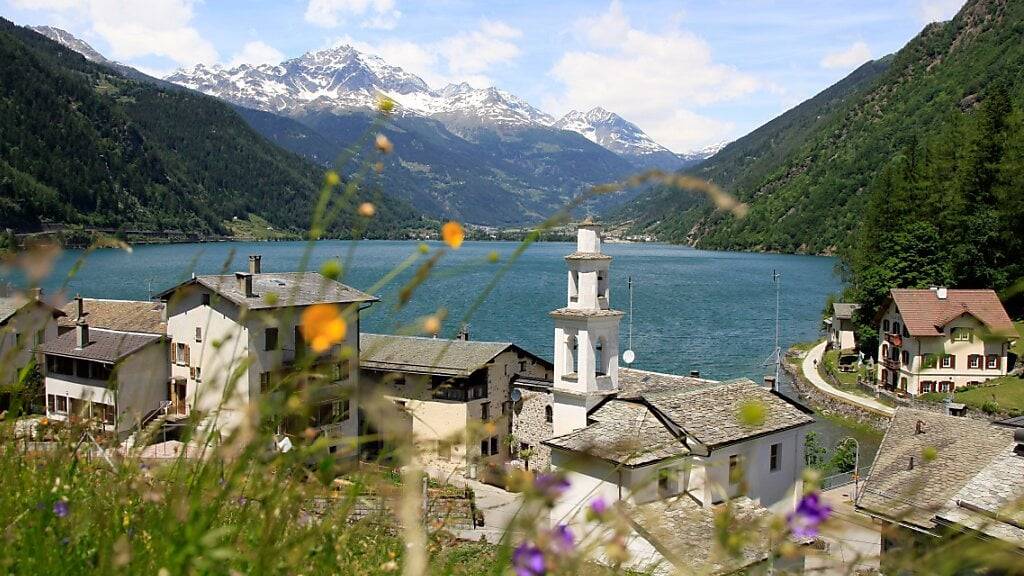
[{"x1": 0, "y1": 19, "x2": 423, "y2": 239}]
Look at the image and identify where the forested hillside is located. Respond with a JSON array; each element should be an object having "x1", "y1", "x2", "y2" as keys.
[
  {"x1": 0, "y1": 20, "x2": 421, "y2": 238},
  {"x1": 619, "y1": 0, "x2": 1023, "y2": 257}
]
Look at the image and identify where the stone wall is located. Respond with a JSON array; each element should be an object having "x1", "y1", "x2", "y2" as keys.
[
  {"x1": 511, "y1": 386, "x2": 554, "y2": 471},
  {"x1": 782, "y1": 358, "x2": 889, "y2": 433}
]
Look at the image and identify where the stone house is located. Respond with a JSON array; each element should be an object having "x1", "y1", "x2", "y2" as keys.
[
  {"x1": 876, "y1": 288, "x2": 1017, "y2": 395},
  {"x1": 359, "y1": 332, "x2": 552, "y2": 471},
  {"x1": 155, "y1": 255, "x2": 377, "y2": 454}
]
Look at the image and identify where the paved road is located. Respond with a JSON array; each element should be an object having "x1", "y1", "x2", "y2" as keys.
[
  {"x1": 804, "y1": 484, "x2": 882, "y2": 575},
  {"x1": 424, "y1": 464, "x2": 524, "y2": 544},
  {"x1": 803, "y1": 341, "x2": 895, "y2": 417}
]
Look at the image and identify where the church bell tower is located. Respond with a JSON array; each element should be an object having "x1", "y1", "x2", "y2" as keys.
[{"x1": 550, "y1": 218, "x2": 623, "y2": 436}]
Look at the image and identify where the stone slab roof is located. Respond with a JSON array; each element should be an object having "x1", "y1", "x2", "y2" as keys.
[
  {"x1": 157, "y1": 272, "x2": 377, "y2": 310},
  {"x1": 41, "y1": 327, "x2": 163, "y2": 363},
  {"x1": 936, "y1": 451, "x2": 1024, "y2": 546},
  {"x1": 856, "y1": 408, "x2": 1016, "y2": 531},
  {"x1": 0, "y1": 294, "x2": 65, "y2": 325},
  {"x1": 548, "y1": 307, "x2": 624, "y2": 319},
  {"x1": 543, "y1": 400, "x2": 689, "y2": 466},
  {"x1": 832, "y1": 302, "x2": 860, "y2": 319},
  {"x1": 617, "y1": 367, "x2": 721, "y2": 398},
  {"x1": 564, "y1": 252, "x2": 611, "y2": 261},
  {"x1": 625, "y1": 496, "x2": 771, "y2": 575},
  {"x1": 59, "y1": 299, "x2": 165, "y2": 334},
  {"x1": 360, "y1": 334, "x2": 548, "y2": 378},
  {"x1": 888, "y1": 289, "x2": 1016, "y2": 337}
]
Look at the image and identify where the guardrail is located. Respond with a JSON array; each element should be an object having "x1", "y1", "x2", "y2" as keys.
[{"x1": 821, "y1": 465, "x2": 873, "y2": 494}]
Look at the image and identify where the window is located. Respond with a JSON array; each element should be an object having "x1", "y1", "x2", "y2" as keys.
[
  {"x1": 900, "y1": 377, "x2": 908, "y2": 390},
  {"x1": 195, "y1": 327, "x2": 202, "y2": 342},
  {"x1": 903, "y1": 325, "x2": 910, "y2": 338},
  {"x1": 968, "y1": 355, "x2": 981, "y2": 369},
  {"x1": 939, "y1": 381, "x2": 954, "y2": 393},
  {"x1": 34, "y1": 330, "x2": 45, "y2": 346},
  {"x1": 480, "y1": 401, "x2": 490, "y2": 421},
  {"x1": 986, "y1": 355, "x2": 1000, "y2": 370},
  {"x1": 201, "y1": 293, "x2": 211, "y2": 306},
  {"x1": 102, "y1": 404, "x2": 115, "y2": 425},
  {"x1": 92, "y1": 362, "x2": 112, "y2": 381},
  {"x1": 260, "y1": 371, "x2": 273, "y2": 392},
  {"x1": 265, "y1": 328, "x2": 278, "y2": 351},
  {"x1": 480, "y1": 439, "x2": 488, "y2": 456},
  {"x1": 769, "y1": 443, "x2": 781, "y2": 472},
  {"x1": 901, "y1": 351, "x2": 909, "y2": 365},
  {"x1": 47, "y1": 394, "x2": 55, "y2": 413},
  {"x1": 894, "y1": 322, "x2": 901, "y2": 335},
  {"x1": 594, "y1": 338, "x2": 605, "y2": 376},
  {"x1": 491, "y1": 436, "x2": 499, "y2": 456},
  {"x1": 882, "y1": 344, "x2": 889, "y2": 358},
  {"x1": 940, "y1": 355, "x2": 954, "y2": 369},
  {"x1": 728, "y1": 454, "x2": 742, "y2": 485},
  {"x1": 921, "y1": 354, "x2": 937, "y2": 369},
  {"x1": 952, "y1": 328, "x2": 972, "y2": 342},
  {"x1": 658, "y1": 468, "x2": 677, "y2": 496},
  {"x1": 192, "y1": 366, "x2": 202, "y2": 382},
  {"x1": 545, "y1": 405, "x2": 553, "y2": 423},
  {"x1": 883, "y1": 319, "x2": 890, "y2": 332},
  {"x1": 56, "y1": 396, "x2": 68, "y2": 413},
  {"x1": 176, "y1": 343, "x2": 189, "y2": 366}
]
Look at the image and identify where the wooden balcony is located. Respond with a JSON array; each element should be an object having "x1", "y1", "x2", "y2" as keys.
[{"x1": 882, "y1": 357, "x2": 900, "y2": 371}]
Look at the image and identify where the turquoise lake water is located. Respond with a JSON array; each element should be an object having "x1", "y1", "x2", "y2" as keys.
[{"x1": 27, "y1": 239, "x2": 880, "y2": 458}]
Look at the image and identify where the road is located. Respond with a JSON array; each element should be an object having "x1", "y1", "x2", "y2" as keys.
[{"x1": 802, "y1": 341, "x2": 895, "y2": 417}]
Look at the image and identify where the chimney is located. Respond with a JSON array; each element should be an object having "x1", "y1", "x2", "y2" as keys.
[
  {"x1": 249, "y1": 254, "x2": 262, "y2": 274},
  {"x1": 936, "y1": 287, "x2": 948, "y2": 300},
  {"x1": 456, "y1": 324, "x2": 470, "y2": 341},
  {"x1": 764, "y1": 375, "x2": 777, "y2": 391},
  {"x1": 690, "y1": 370, "x2": 700, "y2": 377},
  {"x1": 75, "y1": 294, "x2": 84, "y2": 321},
  {"x1": 915, "y1": 420, "x2": 927, "y2": 434},
  {"x1": 75, "y1": 321, "x2": 89, "y2": 349},
  {"x1": 236, "y1": 272, "x2": 254, "y2": 298},
  {"x1": 31, "y1": 287, "x2": 42, "y2": 300},
  {"x1": 908, "y1": 456, "x2": 915, "y2": 470}
]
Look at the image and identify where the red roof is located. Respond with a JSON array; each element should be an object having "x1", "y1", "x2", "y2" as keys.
[{"x1": 889, "y1": 289, "x2": 1018, "y2": 338}]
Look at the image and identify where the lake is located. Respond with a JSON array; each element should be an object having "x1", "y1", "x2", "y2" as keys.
[{"x1": 29, "y1": 239, "x2": 879, "y2": 461}]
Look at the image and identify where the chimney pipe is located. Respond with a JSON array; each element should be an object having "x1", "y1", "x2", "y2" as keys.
[
  {"x1": 457, "y1": 325, "x2": 470, "y2": 341},
  {"x1": 75, "y1": 321, "x2": 89, "y2": 349},
  {"x1": 764, "y1": 375, "x2": 776, "y2": 390},
  {"x1": 236, "y1": 273, "x2": 254, "y2": 298},
  {"x1": 76, "y1": 294, "x2": 84, "y2": 321},
  {"x1": 31, "y1": 287, "x2": 42, "y2": 300},
  {"x1": 936, "y1": 287, "x2": 948, "y2": 300},
  {"x1": 249, "y1": 254, "x2": 262, "y2": 274},
  {"x1": 690, "y1": 370, "x2": 700, "y2": 377}
]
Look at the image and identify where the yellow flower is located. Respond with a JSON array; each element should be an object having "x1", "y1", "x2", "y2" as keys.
[
  {"x1": 441, "y1": 221, "x2": 464, "y2": 249},
  {"x1": 300, "y1": 304, "x2": 347, "y2": 353},
  {"x1": 375, "y1": 134, "x2": 393, "y2": 155},
  {"x1": 324, "y1": 171, "x2": 340, "y2": 187},
  {"x1": 377, "y1": 95, "x2": 395, "y2": 114},
  {"x1": 358, "y1": 202, "x2": 376, "y2": 217},
  {"x1": 373, "y1": 161, "x2": 384, "y2": 174},
  {"x1": 423, "y1": 315, "x2": 441, "y2": 335}
]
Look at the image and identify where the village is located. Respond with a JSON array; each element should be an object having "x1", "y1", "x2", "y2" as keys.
[{"x1": 1, "y1": 219, "x2": 1020, "y2": 575}]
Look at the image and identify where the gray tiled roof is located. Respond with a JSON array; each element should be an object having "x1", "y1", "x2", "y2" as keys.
[
  {"x1": 360, "y1": 334, "x2": 524, "y2": 378},
  {"x1": 0, "y1": 295, "x2": 64, "y2": 325},
  {"x1": 936, "y1": 451, "x2": 1024, "y2": 546},
  {"x1": 832, "y1": 302, "x2": 860, "y2": 319},
  {"x1": 624, "y1": 496, "x2": 771, "y2": 575},
  {"x1": 856, "y1": 408, "x2": 1016, "y2": 531},
  {"x1": 41, "y1": 328, "x2": 163, "y2": 363},
  {"x1": 59, "y1": 299, "x2": 165, "y2": 334},
  {"x1": 544, "y1": 400, "x2": 689, "y2": 466},
  {"x1": 618, "y1": 367, "x2": 721, "y2": 398},
  {"x1": 158, "y1": 272, "x2": 377, "y2": 310}
]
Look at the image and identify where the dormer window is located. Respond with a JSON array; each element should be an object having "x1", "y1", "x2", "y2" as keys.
[{"x1": 952, "y1": 328, "x2": 972, "y2": 342}]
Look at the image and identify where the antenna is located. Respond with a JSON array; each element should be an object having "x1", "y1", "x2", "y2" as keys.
[
  {"x1": 622, "y1": 275, "x2": 635, "y2": 365},
  {"x1": 773, "y1": 269, "x2": 781, "y2": 389}
]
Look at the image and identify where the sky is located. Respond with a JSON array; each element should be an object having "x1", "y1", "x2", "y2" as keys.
[{"x1": 4, "y1": 0, "x2": 967, "y2": 152}]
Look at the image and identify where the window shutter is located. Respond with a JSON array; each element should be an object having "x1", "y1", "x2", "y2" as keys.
[
  {"x1": 190, "y1": 367, "x2": 196, "y2": 379},
  {"x1": 169, "y1": 341, "x2": 176, "y2": 363},
  {"x1": 184, "y1": 345, "x2": 191, "y2": 366}
]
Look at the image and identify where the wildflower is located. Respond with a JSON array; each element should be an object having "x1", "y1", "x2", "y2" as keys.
[
  {"x1": 374, "y1": 161, "x2": 384, "y2": 174},
  {"x1": 418, "y1": 243, "x2": 430, "y2": 254},
  {"x1": 377, "y1": 95, "x2": 395, "y2": 114},
  {"x1": 922, "y1": 446, "x2": 938, "y2": 461},
  {"x1": 375, "y1": 133, "x2": 393, "y2": 154},
  {"x1": 549, "y1": 524, "x2": 574, "y2": 553},
  {"x1": 604, "y1": 537, "x2": 630, "y2": 564},
  {"x1": 423, "y1": 315, "x2": 441, "y2": 335},
  {"x1": 358, "y1": 202, "x2": 376, "y2": 217},
  {"x1": 320, "y1": 259, "x2": 342, "y2": 280},
  {"x1": 737, "y1": 400, "x2": 766, "y2": 427},
  {"x1": 53, "y1": 499, "x2": 69, "y2": 518},
  {"x1": 512, "y1": 542, "x2": 545, "y2": 576},
  {"x1": 442, "y1": 221, "x2": 464, "y2": 249},
  {"x1": 586, "y1": 497, "x2": 608, "y2": 521},
  {"x1": 787, "y1": 491, "x2": 832, "y2": 539},
  {"x1": 300, "y1": 304, "x2": 347, "y2": 353},
  {"x1": 533, "y1": 473, "x2": 570, "y2": 503},
  {"x1": 325, "y1": 171, "x2": 340, "y2": 187},
  {"x1": 487, "y1": 250, "x2": 500, "y2": 263}
]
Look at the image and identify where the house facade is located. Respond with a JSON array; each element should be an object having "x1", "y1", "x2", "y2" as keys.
[
  {"x1": 359, "y1": 332, "x2": 552, "y2": 470},
  {"x1": 876, "y1": 288, "x2": 1017, "y2": 396},
  {"x1": 0, "y1": 290, "x2": 64, "y2": 391},
  {"x1": 825, "y1": 302, "x2": 860, "y2": 351},
  {"x1": 156, "y1": 255, "x2": 377, "y2": 453}
]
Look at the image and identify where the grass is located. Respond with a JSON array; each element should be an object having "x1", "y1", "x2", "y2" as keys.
[
  {"x1": 920, "y1": 375, "x2": 1024, "y2": 415},
  {"x1": 1014, "y1": 321, "x2": 1023, "y2": 359},
  {"x1": 817, "y1": 348, "x2": 877, "y2": 400},
  {"x1": 224, "y1": 214, "x2": 302, "y2": 241}
]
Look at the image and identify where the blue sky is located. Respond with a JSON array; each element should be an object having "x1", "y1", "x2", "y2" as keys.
[{"x1": 5, "y1": 0, "x2": 966, "y2": 151}]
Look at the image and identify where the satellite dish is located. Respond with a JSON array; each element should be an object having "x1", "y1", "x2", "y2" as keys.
[
  {"x1": 622, "y1": 349, "x2": 635, "y2": 364},
  {"x1": 510, "y1": 388, "x2": 523, "y2": 402}
]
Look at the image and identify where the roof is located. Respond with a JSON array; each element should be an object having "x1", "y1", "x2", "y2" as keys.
[
  {"x1": 58, "y1": 299, "x2": 165, "y2": 334},
  {"x1": 888, "y1": 289, "x2": 1017, "y2": 338},
  {"x1": 157, "y1": 272, "x2": 377, "y2": 310},
  {"x1": 995, "y1": 415, "x2": 1024, "y2": 428},
  {"x1": 40, "y1": 327, "x2": 164, "y2": 363},
  {"x1": 543, "y1": 400, "x2": 690, "y2": 466},
  {"x1": 856, "y1": 408, "x2": 1016, "y2": 531},
  {"x1": 360, "y1": 334, "x2": 550, "y2": 378},
  {"x1": 832, "y1": 302, "x2": 860, "y2": 319},
  {"x1": 624, "y1": 496, "x2": 772, "y2": 575},
  {"x1": 617, "y1": 367, "x2": 721, "y2": 398},
  {"x1": 0, "y1": 294, "x2": 65, "y2": 325},
  {"x1": 935, "y1": 451, "x2": 1024, "y2": 546},
  {"x1": 511, "y1": 375, "x2": 553, "y2": 390}
]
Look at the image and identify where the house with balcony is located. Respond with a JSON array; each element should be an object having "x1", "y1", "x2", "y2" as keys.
[
  {"x1": 0, "y1": 290, "x2": 64, "y2": 395},
  {"x1": 42, "y1": 312, "x2": 168, "y2": 436},
  {"x1": 155, "y1": 255, "x2": 378, "y2": 454},
  {"x1": 876, "y1": 288, "x2": 1018, "y2": 396},
  {"x1": 359, "y1": 332, "x2": 552, "y2": 470}
]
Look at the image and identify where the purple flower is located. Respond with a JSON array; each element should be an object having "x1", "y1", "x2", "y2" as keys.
[
  {"x1": 512, "y1": 542, "x2": 546, "y2": 576},
  {"x1": 549, "y1": 524, "x2": 574, "y2": 553},
  {"x1": 586, "y1": 497, "x2": 608, "y2": 521},
  {"x1": 533, "y1": 473, "x2": 570, "y2": 502},
  {"x1": 52, "y1": 500, "x2": 69, "y2": 518},
  {"x1": 787, "y1": 492, "x2": 831, "y2": 539}
]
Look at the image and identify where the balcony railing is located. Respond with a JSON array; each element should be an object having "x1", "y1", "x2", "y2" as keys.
[
  {"x1": 884, "y1": 332, "x2": 903, "y2": 346},
  {"x1": 882, "y1": 357, "x2": 900, "y2": 371}
]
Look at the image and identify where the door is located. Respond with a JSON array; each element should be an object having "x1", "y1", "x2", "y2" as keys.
[{"x1": 169, "y1": 379, "x2": 187, "y2": 415}]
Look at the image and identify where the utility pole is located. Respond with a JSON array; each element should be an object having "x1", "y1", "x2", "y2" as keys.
[{"x1": 773, "y1": 269, "x2": 781, "y2": 390}]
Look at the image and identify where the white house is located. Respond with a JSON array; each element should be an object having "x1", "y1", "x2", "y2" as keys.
[
  {"x1": 540, "y1": 220, "x2": 815, "y2": 573},
  {"x1": 155, "y1": 255, "x2": 378, "y2": 454},
  {"x1": 876, "y1": 288, "x2": 1018, "y2": 395},
  {"x1": 41, "y1": 313, "x2": 168, "y2": 436},
  {"x1": 0, "y1": 290, "x2": 64, "y2": 391},
  {"x1": 825, "y1": 302, "x2": 860, "y2": 351}
]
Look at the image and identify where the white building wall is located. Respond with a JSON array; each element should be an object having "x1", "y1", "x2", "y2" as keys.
[
  {"x1": 114, "y1": 341, "x2": 170, "y2": 433},
  {"x1": 550, "y1": 449, "x2": 621, "y2": 525},
  {"x1": 0, "y1": 304, "x2": 59, "y2": 386}
]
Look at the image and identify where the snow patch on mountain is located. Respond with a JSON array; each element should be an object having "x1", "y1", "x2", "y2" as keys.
[{"x1": 30, "y1": 25, "x2": 109, "y2": 64}]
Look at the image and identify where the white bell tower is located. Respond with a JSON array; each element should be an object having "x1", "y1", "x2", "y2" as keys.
[{"x1": 550, "y1": 218, "x2": 623, "y2": 436}]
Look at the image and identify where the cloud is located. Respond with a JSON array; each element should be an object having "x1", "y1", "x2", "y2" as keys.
[
  {"x1": 917, "y1": 0, "x2": 965, "y2": 24},
  {"x1": 228, "y1": 41, "x2": 285, "y2": 68},
  {"x1": 305, "y1": 0, "x2": 401, "y2": 30},
  {"x1": 547, "y1": 1, "x2": 758, "y2": 151},
  {"x1": 11, "y1": 0, "x2": 218, "y2": 66},
  {"x1": 820, "y1": 41, "x2": 871, "y2": 70}
]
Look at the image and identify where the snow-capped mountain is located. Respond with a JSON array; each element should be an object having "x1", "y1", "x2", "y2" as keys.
[
  {"x1": 30, "y1": 25, "x2": 109, "y2": 64},
  {"x1": 679, "y1": 140, "x2": 730, "y2": 164},
  {"x1": 554, "y1": 107, "x2": 682, "y2": 170}
]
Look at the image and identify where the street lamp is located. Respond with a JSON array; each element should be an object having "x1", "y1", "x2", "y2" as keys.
[{"x1": 839, "y1": 437, "x2": 861, "y2": 498}]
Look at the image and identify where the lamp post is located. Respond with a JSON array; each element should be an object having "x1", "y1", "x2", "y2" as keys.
[{"x1": 839, "y1": 437, "x2": 861, "y2": 499}]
